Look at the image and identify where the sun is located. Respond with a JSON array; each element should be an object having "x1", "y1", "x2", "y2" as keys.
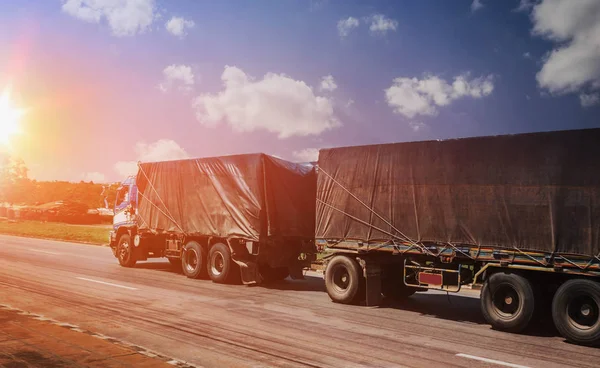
[{"x1": 0, "y1": 86, "x2": 26, "y2": 145}]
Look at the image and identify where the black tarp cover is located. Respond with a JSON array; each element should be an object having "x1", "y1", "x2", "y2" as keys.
[
  {"x1": 135, "y1": 154, "x2": 316, "y2": 243},
  {"x1": 316, "y1": 128, "x2": 600, "y2": 256}
]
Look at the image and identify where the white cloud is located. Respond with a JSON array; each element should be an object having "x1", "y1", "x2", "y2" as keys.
[
  {"x1": 531, "y1": 0, "x2": 600, "y2": 94},
  {"x1": 580, "y1": 93, "x2": 600, "y2": 107},
  {"x1": 345, "y1": 99, "x2": 355, "y2": 107},
  {"x1": 320, "y1": 75, "x2": 338, "y2": 92},
  {"x1": 292, "y1": 148, "x2": 320, "y2": 162},
  {"x1": 337, "y1": 17, "x2": 359, "y2": 37},
  {"x1": 471, "y1": 0, "x2": 484, "y2": 12},
  {"x1": 165, "y1": 16, "x2": 195, "y2": 37},
  {"x1": 61, "y1": 0, "x2": 156, "y2": 37},
  {"x1": 409, "y1": 121, "x2": 428, "y2": 132},
  {"x1": 368, "y1": 14, "x2": 398, "y2": 34},
  {"x1": 158, "y1": 64, "x2": 195, "y2": 93},
  {"x1": 82, "y1": 172, "x2": 106, "y2": 183},
  {"x1": 114, "y1": 161, "x2": 138, "y2": 178},
  {"x1": 523, "y1": 52, "x2": 532, "y2": 59},
  {"x1": 514, "y1": 0, "x2": 536, "y2": 12},
  {"x1": 114, "y1": 139, "x2": 189, "y2": 177},
  {"x1": 385, "y1": 74, "x2": 494, "y2": 118},
  {"x1": 192, "y1": 66, "x2": 340, "y2": 139}
]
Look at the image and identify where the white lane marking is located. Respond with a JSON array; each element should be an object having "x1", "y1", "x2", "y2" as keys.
[
  {"x1": 30, "y1": 249, "x2": 61, "y2": 255},
  {"x1": 456, "y1": 353, "x2": 531, "y2": 368},
  {"x1": 76, "y1": 277, "x2": 138, "y2": 290}
]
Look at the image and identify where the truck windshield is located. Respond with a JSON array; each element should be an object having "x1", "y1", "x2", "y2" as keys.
[{"x1": 115, "y1": 186, "x2": 129, "y2": 209}]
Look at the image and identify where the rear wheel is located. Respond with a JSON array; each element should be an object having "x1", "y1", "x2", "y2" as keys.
[
  {"x1": 325, "y1": 255, "x2": 364, "y2": 304},
  {"x1": 117, "y1": 234, "x2": 137, "y2": 267},
  {"x1": 552, "y1": 279, "x2": 600, "y2": 346},
  {"x1": 207, "y1": 243, "x2": 239, "y2": 284},
  {"x1": 481, "y1": 272, "x2": 536, "y2": 333},
  {"x1": 181, "y1": 241, "x2": 207, "y2": 279}
]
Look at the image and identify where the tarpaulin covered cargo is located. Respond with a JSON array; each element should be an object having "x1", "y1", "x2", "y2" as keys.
[
  {"x1": 316, "y1": 128, "x2": 600, "y2": 256},
  {"x1": 135, "y1": 154, "x2": 316, "y2": 242}
]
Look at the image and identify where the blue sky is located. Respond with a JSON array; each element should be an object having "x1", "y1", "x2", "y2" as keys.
[{"x1": 0, "y1": 0, "x2": 599, "y2": 182}]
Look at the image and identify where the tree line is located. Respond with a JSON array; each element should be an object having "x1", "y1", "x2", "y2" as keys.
[{"x1": 1, "y1": 156, "x2": 118, "y2": 209}]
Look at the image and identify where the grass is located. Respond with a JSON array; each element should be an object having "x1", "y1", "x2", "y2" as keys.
[{"x1": 0, "y1": 219, "x2": 110, "y2": 245}]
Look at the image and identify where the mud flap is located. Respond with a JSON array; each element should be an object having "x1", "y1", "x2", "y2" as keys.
[
  {"x1": 232, "y1": 258, "x2": 259, "y2": 285},
  {"x1": 364, "y1": 261, "x2": 382, "y2": 307}
]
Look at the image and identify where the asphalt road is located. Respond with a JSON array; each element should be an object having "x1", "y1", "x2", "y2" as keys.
[{"x1": 1, "y1": 235, "x2": 599, "y2": 368}]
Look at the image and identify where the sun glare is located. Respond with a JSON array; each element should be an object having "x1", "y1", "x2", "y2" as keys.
[{"x1": 0, "y1": 86, "x2": 25, "y2": 145}]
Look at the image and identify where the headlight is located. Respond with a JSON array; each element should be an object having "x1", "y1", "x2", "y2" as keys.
[{"x1": 134, "y1": 234, "x2": 141, "y2": 247}]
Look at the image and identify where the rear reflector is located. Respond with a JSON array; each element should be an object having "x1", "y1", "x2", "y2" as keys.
[{"x1": 419, "y1": 272, "x2": 442, "y2": 286}]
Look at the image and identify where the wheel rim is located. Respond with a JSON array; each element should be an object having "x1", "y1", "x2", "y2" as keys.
[
  {"x1": 211, "y1": 252, "x2": 224, "y2": 276},
  {"x1": 567, "y1": 294, "x2": 600, "y2": 331},
  {"x1": 119, "y1": 241, "x2": 130, "y2": 262},
  {"x1": 492, "y1": 284, "x2": 521, "y2": 319},
  {"x1": 185, "y1": 248, "x2": 198, "y2": 273},
  {"x1": 332, "y1": 265, "x2": 351, "y2": 293}
]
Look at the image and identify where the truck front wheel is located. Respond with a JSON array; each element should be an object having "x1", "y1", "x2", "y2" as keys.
[
  {"x1": 552, "y1": 279, "x2": 600, "y2": 346},
  {"x1": 325, "y1": 255, "x2": 364, "y2": 304},
  {"x1": 182, "y1": 241, "x2": 207, "y2": 279},
  {"x1": 117, "y1": 234, "x2": 137, "y2": 268},
  {"x1": 207, "y1": 243, "x2": 239, "y2": 284},
  {"x1": 481, "y1": 272, "x2": 535, "y2": 333}
]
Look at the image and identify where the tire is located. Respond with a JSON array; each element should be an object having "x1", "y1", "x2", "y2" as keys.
[
  {"x1": 181, "y1": 241, "x2": 207, "y2": 279},
  {"x1": 117, "y1": 234, "x2": 137, "y2": 267},
  {"x1": 207, "y1": 243, "x2": 239, "y2": 284},
  {"x1": 325, "y1": 255, "x2": 365, "y2": 304},
  {"x1": 260, "y1": 265, "x2": 289, "y2": 283},
  {"x1": 552, "y1": 279, "x2": 600, "y2": 346},
  {"x1": 480, "y1": 272, "x2": 536, "y2": 333}
]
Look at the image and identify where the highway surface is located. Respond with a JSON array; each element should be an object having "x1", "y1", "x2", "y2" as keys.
[{"x1": 1, "y1": 235, "x2": 599, "y2": 368}]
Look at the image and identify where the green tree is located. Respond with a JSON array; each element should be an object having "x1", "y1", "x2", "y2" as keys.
[{"x1": 0, "y1": 155, "x2": 32, "y2": 205}]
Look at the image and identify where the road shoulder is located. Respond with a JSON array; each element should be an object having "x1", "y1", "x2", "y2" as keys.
[{"x1": 0, "y1": 305, "x2": 193, "y2": 368}]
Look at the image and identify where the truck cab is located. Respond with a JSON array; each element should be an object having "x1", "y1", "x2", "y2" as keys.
[{"x1": 108, "y1": 176, "x2": 138, "y2": 257}]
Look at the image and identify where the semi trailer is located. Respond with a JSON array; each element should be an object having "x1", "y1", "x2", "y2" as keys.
[
  {"x1": 317, "y1": 127, "x2": 600, "y2": 346},
  {"x1": 109, "y1": 153, "x2": 318, "y2": 284}
]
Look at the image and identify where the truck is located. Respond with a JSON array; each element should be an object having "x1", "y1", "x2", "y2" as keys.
[
  {"x1": 316, "y1": 127, "x2": 600, "y2": 346},
  {"x1": 109, "y1": 153, "x2": 318, "y2": 285}
]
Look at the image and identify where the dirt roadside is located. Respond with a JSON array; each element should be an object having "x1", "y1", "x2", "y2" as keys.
[{"x1": 0, "y1": 306, "x2": 193, "y2": 368}]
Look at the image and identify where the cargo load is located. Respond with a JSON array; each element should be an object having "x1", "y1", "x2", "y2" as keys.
[
  {"x1": 316, "y1": 128, "x2": 600, "y2": 256},
  {"x1": 136, "y1": 153, "x2": 316, "y2": 242}
]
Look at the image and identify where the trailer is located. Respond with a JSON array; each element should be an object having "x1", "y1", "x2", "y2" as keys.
[
  {"x1": 316, "y1": 128, "x2": 600, "y2": 346},
  {"x1": 109, "y1": 153, "x2": 317, "y2": 285}
]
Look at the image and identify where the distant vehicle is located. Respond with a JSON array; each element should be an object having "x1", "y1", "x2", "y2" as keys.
[
  {"x1": 316, "y1": 128, "x2": 600, "y2": 346},
  {"x1": 109, "y1": 154, "x2": 317, "y2": 284}
]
